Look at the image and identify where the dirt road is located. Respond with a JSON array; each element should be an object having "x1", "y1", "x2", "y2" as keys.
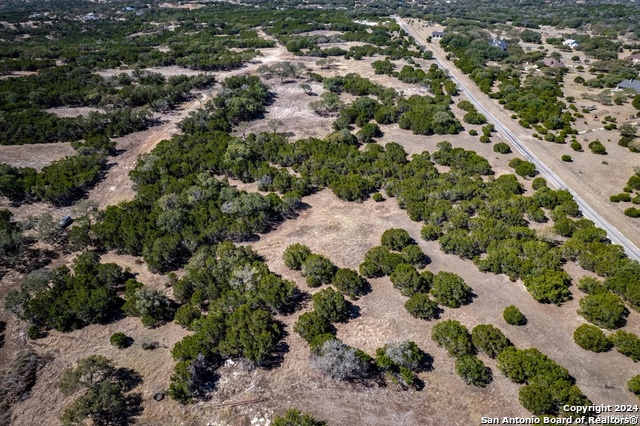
[{"x1": 397, "y1": 17, "x2": 640, "y2": 262}]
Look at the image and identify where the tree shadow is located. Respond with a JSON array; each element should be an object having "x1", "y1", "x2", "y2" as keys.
[
  {"x1": 347, "y1": 302, "x2": 361, "y2": 321},
  {"x1": 412, "y1": 377, "x2": 426, "y2": 391},
  {"x1": 264, "y1": 340, "x2": 290, "y2": 370},
  {"x1": 124, "y1": 393, "x2": 144, "y2": 423},
  {"x1": 616, "y1": 307, "x2": 630, "y2": 329},
  {"x1": 462, "y1": 290, "x2": 477, "y2": 307},
  {"x1": 354, "y1": 279, "x2": 373, "y2": 299},
  {"x1": 115, "y1": 367, "x2": 143, "y2": 392},
  {"x1": 17, "y1": 247, "x2": 58, "y2": 273},
  {"x1": 0, "y1": 321, "x2": 5, "y2": 349},
  {"x1": 417, "y1": 352, "x2": 434, "y2": 373}
]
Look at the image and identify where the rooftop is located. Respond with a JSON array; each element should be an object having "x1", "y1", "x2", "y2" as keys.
[
  {"x1": 618, "y1": 79, "x2": 640, "y2": 92},
  {"x1": 543, "y1": 57, "x2": 565, "y2": 68}
]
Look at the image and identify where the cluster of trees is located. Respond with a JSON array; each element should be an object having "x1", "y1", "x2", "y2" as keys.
[
  {"x1": 4, "y1": 252, "x2": 126, "y2": 334},
  {"x1": 458, "y1": 100, "x2": 487, "y2": 125},
  {"x1": 398, "y1": 95, "x2": 463, "y2": 136},
  {"x1": 0, "y1": 67, "x2": 214, "y2": 146},
  {"x1": 0, "y1": 149, "x2": 107, "y2": 206},
  {"x1": 0, "y1": 106, "x2": 153, "y2": 146},
  {"x1": 357, "y1": 229, "x2": 472, "y2": 320},
  {"x1": 320, "y1": 70, "x2": 462, "y2": 138},
  {"x1": 508, "y1": 158, "x2": 537, "y2": 178},
  {"x1": 90, "y1": 78, "x2": 299, "y2": 272},
  {"x1": 497, "y1": 346, "x2": 591, "y2": 416},
  {"x1": 197, "y1": 113, "x2": 640, "y2": 312},
  {"x1": 270, "y1": 16, "x2": 423, "y2": 61},
  {"x1": 284, "y1": 243, "x2": 369, "y2": 299},
  {"x1": 612, "y1": 169, "x2": 640, "y2": 215},
  {"x1": 431, "y1": 320, "x2": 509, "y2": 387},
  {"x1": 0, "y1": 210, "x2": 30, "y2": 271},
  {"x1": 59, "y1": 355, "x2": 141, "y2": 425},
  {"x1": 577, "y1": 276, "x2": 627, "y2": 329},
  {"x1": 168, "y1": 243, "x2": 297, "y2": 403},
  {"x1": 440, "y1": 26, "x2": 574, "y2": 136}
]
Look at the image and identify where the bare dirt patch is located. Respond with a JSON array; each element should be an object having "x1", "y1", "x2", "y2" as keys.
[
  {"x1": 241, "y1": 81, "x2": 334, "y2": 140},
  {"x1": 0, "y1": 71, "x2": 37, "y2": 80},
  {"x1": 0, "y1": 142, "x2": 76, "y2": 170},
  {"x1": 96, "y1": 66, "x2": 210, "y2": 79},
  {"x1": 45, "y1": 106, "x2": 104, "y2": 118}
]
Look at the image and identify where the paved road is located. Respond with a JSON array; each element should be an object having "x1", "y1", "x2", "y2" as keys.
[{"x1": 396, "y1": 17, "x2": 640, "y2": 262}]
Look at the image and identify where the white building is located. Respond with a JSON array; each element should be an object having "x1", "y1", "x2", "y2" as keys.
[{"x1": 562, "y1": 39, "x2": 579, "y2": 49}]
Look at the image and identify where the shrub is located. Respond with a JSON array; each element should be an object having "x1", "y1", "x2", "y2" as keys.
[
  {"x1": 430, "y1": 272, "x2": 472, "y2": 308},
  {"x1": 578, "y1": 292, "x2": 626, "y2": 329},
  {"x1": 312, "y1": 339, "x2": 371, "y2": 381},
  {"x1": 391, "y1": 264, "x2": 427, "y2": 297},
  {"x1": 110, "y1": 332, "x2": 129, "y2": 349},
  {"x1": 294, "y1": 311, "x2": 332, "y2": 343},
  {"x1": 561, "y1": 155, "x2": 572, "y2": 162},
  {"x1": 471, "y1": 324, "x2": 512, "y2": 358},
  {"x1": 359, "y1": 246, "x2": 404, "y2": 278},
  {"x1": 573, "y1": 324, "x2": 612, "y2": 352},
  {"x1": 420, "y1": 224, "x2": 442, "y2": 241},
  {"x1": 272, "y1": 409, "x2": 327, "y2": 426},
  {"x1": 508, "y1": 158, "x2": 537, "y2": 178},
  {"x1": 503, "y1": 305, "x2": 526, "y2": 325},
  {"x1": 624, "y1": 207, "x2": 640, "y2": 218},
  {"x1": 577, "y1": 277, "x2": 606, "y2": 294},
  {"x1": 571, "y1": 141, "x2": 582, "y2": 151},
  {"x1": 401, "y1": 244, "x2": 429, "y2": 268},
  {"x1": 312, "y1": 288, "x2": 349, "y2": 323},
  {"x1": 553, "y1": 217, "x2": 576, "y2": 237},
  {"x1": 610, "y1": 193, "x2": 632, "y2": 203},
  {"x1": 372, "y1": 192, "x2": 384, "y2": 202},
  {"x1": 123, "y1": 281, "x2": 174, "y2": 328},
  {"x1": 356, "y1": 123, "x2": 382, "y2": 143},
  {"x1": 479, "y1": 135, "x2": 490, "y2": 143},
  {"x1": 588, "y1": 140, "x2": 606, "y2": 155},
  {"x1": 431, "y1": 320, "x2": 475, "y2": 357},
  {"x1": 469, "y1": 129, "x2": 478, "y2": 136},
  {"x1": 455, "y1": 355, "x2": 492, "y2": 387},
  {"x1": 381, "y1": 228, "x2": 413, "y2": 251},
  {"x1": 628, "y1": 375, "x2": 640, "y2": 397},
  {"x1": 60, "y1": 355, "x2": 140, "y2": 425},
  {"x1": 301, "y1": 254, "x2": 336, "y2": 287},
  {"x1": 531, "y1": 177, "x2": 547, "y2": 190},
  {"x1": 611, "y1": 331, "x2": 640, "y2": 361},
  {"x1": 380, "y1": 341, "x2": 424, "y2": 371},
  {"x1": 283, "y1": 243, "x2": 312, "y2": 270},
  {"x1": 173, "y1": 304, "x2": 201, "y2": 329},
  {"x1": 332, "y1": 268, "x2": 367, "y2": 300},
  {"x1": 405, "y1": 293, "x2": 440, "y2": 320},
  {"x1": 493, "y1": 142, "x2": 511, "y2": 154}
]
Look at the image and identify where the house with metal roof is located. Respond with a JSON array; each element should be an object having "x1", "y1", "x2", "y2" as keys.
[{"x1": 617, "y1": 79, "x2": 640, "y2": 93}]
